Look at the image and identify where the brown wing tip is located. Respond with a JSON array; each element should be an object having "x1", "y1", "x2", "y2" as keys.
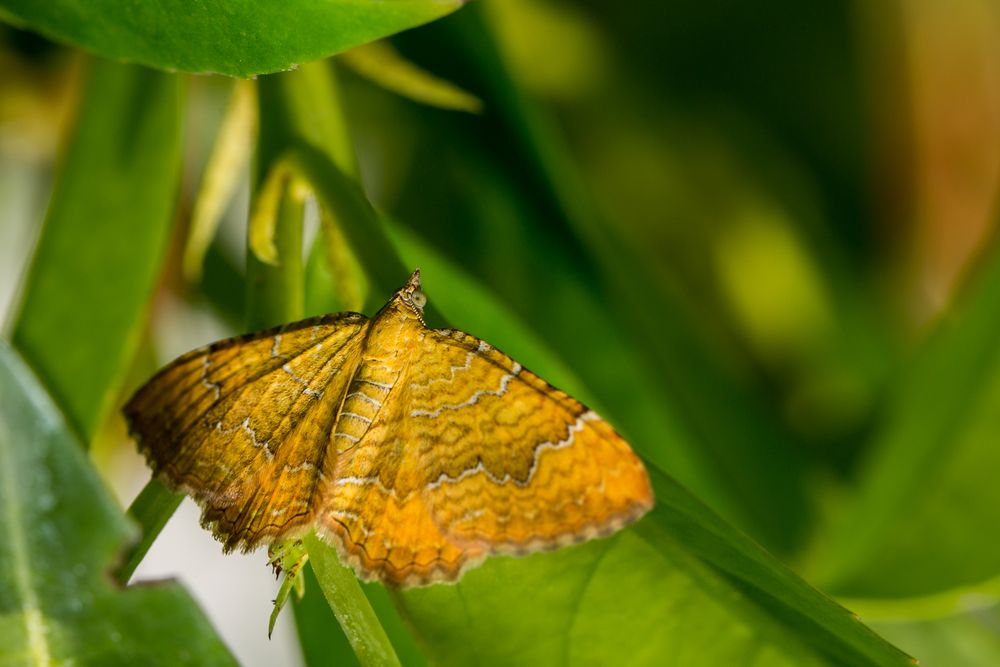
[{"x1": 194, "y1": 490, "x2": 315, "y2": 555}]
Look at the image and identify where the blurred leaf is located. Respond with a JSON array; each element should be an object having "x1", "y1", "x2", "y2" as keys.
[
  {"x1": 870, "y1": 604, "x2": 1000, "y2": 667},
  {"x1": 396, "y1": 466, "x2": 912, "y2": 667},
  {"x1": 281, "y1": 144, "x2": 412, "y2": 307},
  {"x1": 11, "y1": 58, "x2": 182, "y2": 443},
  {"x1": 183, "y1": 79, "x2": 256, "y2": 283},
  {"x1": 388, "y1": 7, "x2": 813, "y2": 552},
  {"x1": 258, "y1": 59, "x2": 371, "y2": 315},
  {"x1": 199, "y1": 243, "x2": 248, "y2": 327},
  {"x1": 0, "y1": 0, "x2": 466, "y2": 77},
  {"x1": 387, "y1": 221, "x2": 582, "y2": 393},
  {"x1": 254, "y1": 62, "x2": 411, "y2": 307},
  {"x1": 484, "y1": 0, "x2": 610, "y2": 99},
  {"x1": 0, "y1": 340, "x2": 236, "y2": 666},
  {"x1": 340, "y1": 41, "x2": 482, "y2": 112},
  {"x1": 260, "y1": 62, "x2": 360, "y2": 177},
  {"x1": 248, "y1": 160, "x2": 299, "y2": 268},
  {"x1": 816, "y1": 239, "x2": 1000, "y2": 597},
  {"x1": 245, "y1": 70, "x2": 318, "y2": 330},
  {"x1": 714, "y1": 214, "x2": 836, "y2": 366},
  {"x1": 310, "y1": 212, "x2": 370, "y2": 314},
  {"x1": 571, "y1": 0, "x2": 871, "y2": 251}
]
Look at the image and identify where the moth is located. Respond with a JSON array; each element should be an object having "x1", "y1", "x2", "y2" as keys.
[{"x1": 125, "y1": 270, "x2": 653, "y2": 587}]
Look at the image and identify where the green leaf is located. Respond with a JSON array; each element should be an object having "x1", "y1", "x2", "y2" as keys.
[
  {"x1": 0, "y1": 340, "x2": 236, "y2": 666},
  {"x1": 815, "y1": 239, "x2": 1000, "y2": 597},
  {"x1": 303, "y1": 533, "x2": 401, "y2": 667},
  {"x1": 386, "y1": 221, "x2": 582, "y2": 395},
  {"x1": 115, "y1": 479, "x2": 182, "y2": 584},
  {"x1": 254, "y1": 61, "x2": 412, "y2": 308},
  {"x1": 0, "y1": 0, "x2": 465, "y2": 77},
  {"x1": 11, "y1": 58, "x2": 182, "y2": 443},
  {"x1": 396, "y1": 466, "x2": 913, "y2": 667},
  {"x1": 183, "y1": 79, "x2": 256, "y2": 284},
  {"x1": 293, "y1": 564, "x2": 359, "y2": 667},
  {"x1": 389, "y1": 8, "x2": 812, "y2": 553},
  {"x1": 378, "y1": 227, "x2": 912, "y2": 666},
  {"x1": 870, "y1": 605, "x2": 1000, "y2": 667},
  {"x1": 249, "y1": 71, "x2": 908, "y2": 662},
  {"x1": 340, "y1": 41, "x2": 483, "y2": 112}
]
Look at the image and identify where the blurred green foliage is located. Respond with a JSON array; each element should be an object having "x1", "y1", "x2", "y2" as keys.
[{"x1": 2, "y1": 0, "x2": 1000, "y2": 665}]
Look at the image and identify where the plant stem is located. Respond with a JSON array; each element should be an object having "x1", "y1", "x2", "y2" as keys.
[{"x1": 304, "y1": 533, "x2": 401, "y2": 667}]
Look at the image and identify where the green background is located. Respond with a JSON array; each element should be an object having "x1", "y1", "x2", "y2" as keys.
[{"x1": 1, "y1": 0, "x2": 999, "y2": 665}]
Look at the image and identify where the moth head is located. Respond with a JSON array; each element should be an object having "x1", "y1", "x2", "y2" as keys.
[{"x1": 396, "y1": 269, "x2": 427, "y2": 318}]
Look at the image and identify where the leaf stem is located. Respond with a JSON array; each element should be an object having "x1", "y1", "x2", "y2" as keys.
[{"x1": 304, "y1": 533, "x2": 401, "y2": 667}]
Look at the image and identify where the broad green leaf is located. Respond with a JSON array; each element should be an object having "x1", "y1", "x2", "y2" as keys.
[
  {"x1": 395, "y1": 466, "x2": 912, "y2": 667},
  {"x1": 0, "y1": 0, "x2": 466, "y2": 78},
  {"x1": 815, "y1": 239, "x2": 1000, "y2": 597},
  {"x1": 0, "y1": 340, "x2": 236, "y2": 666},
  {"x1": 377, "y1": 227, "x2": 911, "y2": 666},
  {"x1": 11, "y1": 58, "x2": 181, "y2": 443}
]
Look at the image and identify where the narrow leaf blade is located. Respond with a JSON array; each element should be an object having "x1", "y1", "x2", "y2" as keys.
[{"x1": 12, "y1": 58, "x2": 181, "y2": 443}]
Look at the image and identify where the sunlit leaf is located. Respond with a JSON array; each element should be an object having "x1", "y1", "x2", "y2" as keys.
[{"x1": 0, "y1": 0, "x2": 466, "y2": 77}]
